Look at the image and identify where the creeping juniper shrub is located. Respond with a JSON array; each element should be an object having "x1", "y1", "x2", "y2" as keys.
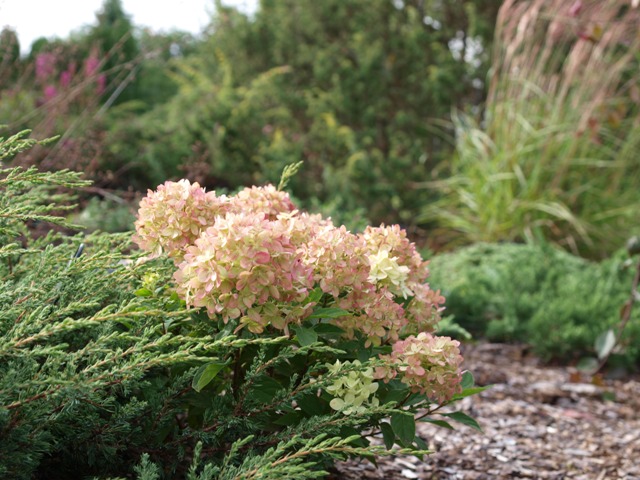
[{"x1": 429, "y1": 243, "x2": 640, "y2": 364}]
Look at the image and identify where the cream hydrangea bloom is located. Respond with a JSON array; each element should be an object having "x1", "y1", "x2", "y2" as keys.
[
  {"x1": 325, "y1": 360, "x2": 380, "y2": 415},
  {"x1": 367, "y1": 248, "x2": 412, "y2": 298}
]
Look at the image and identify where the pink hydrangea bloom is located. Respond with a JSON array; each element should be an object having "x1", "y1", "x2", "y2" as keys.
[
  {"x1": 405, "y1": 283, "x2": 446, "y2": 334},
  {"x1": 336, "y1": 287, "x2": 408, "y2": 347},
  {"x1": 375, "y1": 332, "x2": 463, "y2": 403},
  {"x1": 304, "y1": 225, "x2": 372, "y2": 299},
  {"x1": 174, "y1": 213, "x2": 314, "y2": 333},
  {"x1": 133, "y1": 180, "x2": 227, "y2": 260},
  {"x1": 229, "y1": 185, "x2": 296, "y2": 220}
]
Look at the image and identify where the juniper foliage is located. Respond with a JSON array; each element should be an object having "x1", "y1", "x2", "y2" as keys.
[{"x1": 1, "y1": 133, "x2": 481, "y2": 479}]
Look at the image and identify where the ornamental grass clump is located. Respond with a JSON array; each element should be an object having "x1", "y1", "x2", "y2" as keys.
[{"x1": 423, "y1": 0, "x2": 640, "y2": 258}]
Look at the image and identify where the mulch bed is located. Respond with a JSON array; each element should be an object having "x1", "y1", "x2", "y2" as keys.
[{"x1": 331, "y1": 343, "x2": 640, "y2": 479}]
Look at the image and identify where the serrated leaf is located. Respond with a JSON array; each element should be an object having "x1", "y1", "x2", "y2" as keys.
[
  {"x1": 192, "y1": 362, "x2": 226, "y2": 392},
  {"x1": 441, "y1": 411, "x2": 482, "y2": 432},
  {"x1": 391, "y1": 412, "x2": 415, "y2": 445},
  {"x1": 380, "y1": 422, "x2": 395, "y2": 449},
  {"x1": 308, "y1": 307, "x2": 350, "y2": 319},
  {"x1": 595, "y1": 329, "x2": 616, "y2": 360}
]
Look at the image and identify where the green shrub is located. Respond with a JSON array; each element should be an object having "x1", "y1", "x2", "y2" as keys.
[
  {"x1": 428, "y1": 243, "x2": 640, "y2": 364},
  {"x1": 1, "y1": 134, "x2": 480, "y2": 479},
  {"x1": 108, "y1": 0, "x2": 499, "y2": 228},
  {"x1": 73, "y1": 197, "x2": 136, "y2": 233}
]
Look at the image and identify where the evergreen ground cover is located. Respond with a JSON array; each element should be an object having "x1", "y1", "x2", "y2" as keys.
[{"x1": 428, "y1": 243, "x2": 640, "y2": 368}]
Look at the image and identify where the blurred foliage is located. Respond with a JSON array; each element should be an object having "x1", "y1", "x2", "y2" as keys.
[
  {"x1": 87, "y1": 0, "x2": 141, "y2": 104},
  {"x1": 428, "y1": 243, "x2": 640, "y2": 366},
  {"x1": 108, "y1": 0, "x2": 499, "y2": 227},
  {"x1": 3, "y1": 0, "x2": 637, "y2": 257},
  {"x1": 72, "y1": 196, "x2": 136, "y2": 233},
  {"x1": 422, "y1": 0, "x2": 640, "y2": 258}
]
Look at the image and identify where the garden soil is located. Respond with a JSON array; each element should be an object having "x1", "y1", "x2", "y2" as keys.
[{"x1": 331, "y1": 343, "x2": 640, "y2": 480}]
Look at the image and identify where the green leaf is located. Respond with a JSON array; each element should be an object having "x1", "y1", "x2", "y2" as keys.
[
  {"x1": 250, "y1": 376, "x2": 283, "y2": 403},
  {"x1": 380, "y1": 422, "x2": 395, "y2": 449},
  {"x1": 421, "y1": 418, "x2": 454, "y2": 430},
  {"x1": 192, "y1": 362, "x2": 226, "y2": 392},
  {"x1": 308, "y1": 307, "x2": 350, "y2": 319},
  {"x1": 272, "y1": 410, "x2": 303, "y2": 426},
  {"x1": 391, "y1": 412, "x2": 415, "y2": 445},
  {"x1": 413, "y1": 435, "x2": 430, "y2": 457},
  {"x1": 291, "y1": 325, "x2": 318, "y2": 347},
  {"x1": 441, "y1": 411, "x2": 482, "y2": 432},
  {"x1": 576, "y1": 356, "x2": 599, "y2": 372},
  {"x1": 340, "y1": 426, "x2": 368, "y2": 447},
  {"x1": 450, "y1": 386, "x2": 489, "y2": 401},
  {"x1": 313, "y1": 323, "x2": 345, "y2": 335},
  {"x1": 461, "y1": 370, "x2": 475, "y2": 389},
  {"x1": 298, "y1": 392, "x2": 331, "y2": 416},
  {"x1": 404, "y1": 393, "x2": 427, "y2": 407},
  {"x1": 595, "y1": 329, "x2": 616, "y2": 360},
  {"x1": 134, "y1": 287, "x2": 152, "y2": 297},
  {"x1": 306, "y1": 287, "x2": 324, "y2": 304},
  {"x1": 379, "y1": 379, "x2": 411, "y2": 404}
]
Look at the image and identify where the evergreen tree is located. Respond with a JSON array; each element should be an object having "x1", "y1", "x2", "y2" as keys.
[
  {"x1": 0, "y1": 27, "x2": 20, "y2": 89},
  {"x1": 88, "y1": 0, "x2": 141, "y2": 104},
  {"x1": 117, "y1": 0, "x2": 499, "y2": 228}
]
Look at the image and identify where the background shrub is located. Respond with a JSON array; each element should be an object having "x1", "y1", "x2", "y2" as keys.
[{"x1": 428, "y1": 243, "x2": 640, "y2": 365}]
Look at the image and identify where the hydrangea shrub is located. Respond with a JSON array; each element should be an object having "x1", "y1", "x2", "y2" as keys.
[{"x1": 133, "y1": 179, "x2": 483, "y2": 474}]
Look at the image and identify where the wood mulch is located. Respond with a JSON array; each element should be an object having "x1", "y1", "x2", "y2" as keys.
[{"x1": 330, "y1": 343, "x2": 640, "y2": 480}]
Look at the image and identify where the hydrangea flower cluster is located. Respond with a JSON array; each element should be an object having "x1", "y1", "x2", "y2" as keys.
[
  {"x1": 133, "y1": 180, "x2": 227, "y2": 260},
  {"x1": 174, "y1": 212, "x2": 314, "y2": 333},
  {"x1": 134, "y1": 179, "x2": 463, "y2": 405},
  {"x1": 325, "y1": 360, "x2": 379, "y2": 415},
  {"x1": 229, "y1": 184, "x2": 296, "y2": 220},
  {"x1": 375, "y1": 332, "x2": 463, "y2": 403},
  {"x1": 363, "y1": 225, "x2": 445, "y2": 334},
  {"x1": 304, "y1": 225, "x2": 372, "y2": 298}
]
